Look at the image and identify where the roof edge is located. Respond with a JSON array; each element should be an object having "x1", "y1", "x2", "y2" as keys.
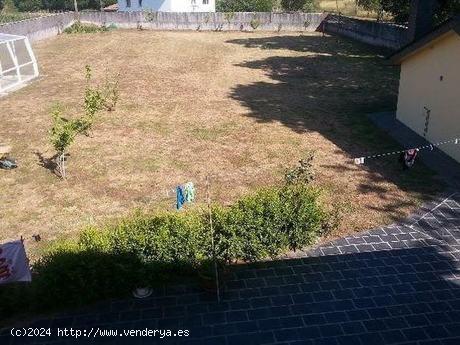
[{"x1": 389, "y1": 15, "x2": 460, "y2": 64}]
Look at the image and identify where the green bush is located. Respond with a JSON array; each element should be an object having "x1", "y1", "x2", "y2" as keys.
[
  {"x1": 216, "y1": 0, "x2": 275, "y2": 12},
  {"x1": 0, "y1": 184, "x2": 331, "y2": 323},
  {"x1": 64, "y1": 22, "x2": 109, "y2": 34},
  {"x1": 281, "y1": 0, "x2": 318, "y2": 12}
]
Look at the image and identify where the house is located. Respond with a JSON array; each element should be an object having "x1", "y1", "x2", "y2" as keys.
[
  {"x1": 390, "y1": 1, "x2": 460, "y2": 162},
  {"x1": 117, "y1": 0, "x2": 215, "y2": 12}
]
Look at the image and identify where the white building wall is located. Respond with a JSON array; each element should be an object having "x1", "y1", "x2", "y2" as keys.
[{"x1": 118, "y1": 0, "x2": 215, "y2": 12}]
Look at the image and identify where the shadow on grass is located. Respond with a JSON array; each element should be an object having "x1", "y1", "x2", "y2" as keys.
[
  {"x1": 226, "y1": 34, "x2": 442, "y2": 221},
  {"x1": 34, "y1": 151, "x2": 59, "y2": 175}
]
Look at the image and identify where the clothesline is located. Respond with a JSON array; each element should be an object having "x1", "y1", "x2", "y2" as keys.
[{"x1": 354, "y1": 138, "x2": 459, "y2": 165}]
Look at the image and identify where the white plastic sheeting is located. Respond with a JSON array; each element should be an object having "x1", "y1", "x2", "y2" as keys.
[{"x1": 0, "y1": 33, "x2": 39, "y2": 94}]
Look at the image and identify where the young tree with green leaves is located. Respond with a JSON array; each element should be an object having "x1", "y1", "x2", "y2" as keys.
[{"x1": 49, "y1": 104, "x2": 78, "y2": 179}]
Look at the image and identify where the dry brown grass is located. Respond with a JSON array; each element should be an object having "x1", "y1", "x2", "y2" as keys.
[
  {"x1": 317, "y1": 0, "x2": 388, "y2": 20},
  {"x1": 0, "y1": 30, "x2": 441, "y2": 257}
]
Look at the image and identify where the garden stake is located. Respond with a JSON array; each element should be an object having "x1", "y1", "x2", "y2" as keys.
[{"x1": 206, "y1": 175, "x2": 220, "y2": 303}]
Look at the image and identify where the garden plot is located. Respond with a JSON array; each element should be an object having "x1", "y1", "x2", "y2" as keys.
[{"x1": 0, "y1": 30, "x2": 440, "y2": 257}]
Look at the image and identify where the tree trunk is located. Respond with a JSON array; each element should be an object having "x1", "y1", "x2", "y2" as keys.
[{"x1": 74, "y1": 0, "x2": 79, "y2": 13}]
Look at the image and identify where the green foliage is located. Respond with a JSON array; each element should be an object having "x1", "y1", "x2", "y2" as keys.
[
  {"x1": 0, "y1": 12, "x2": 37, "y2": 23},
  {"x1": 73, "y1": 66, "x2": 105, "y2": 135},
  {"x1": 47, "y1": 66, "x2": 120, "y2": 178},
  {"x1": 223, "y1": 11, "x2": 235, "y2": 25},
  {"x1": 357, "y1": 0, "x2": 460, "y2": 24},
  {"x1": 144, "y1": 10, "x2": 157, "y2": 22},
  {"x1": 14, "y1": 0, "x2": 42, "y2": 11},
  {"x1": 48, "y1": 104, "x2": 78, "y2": 154},
  {"x1": 281, "y1": 0, "x2": 318, "y2": 12},
  {"x1": 250, "y1": 17, "x2": 261, "y2": 30},
  {"x1": 41, "y1": 0, "x2": 117, "y2": 11},
  {"x1": 0, "y1": 184, "x2": 332, "y2": 320},
  {"x1": 216, "y1": 0, "x2": 275, "y2": 12},
  {"x1": 101, "y1": 71, "x2": 120, "y2": 112},
  {"x1": 284, "y1": 152, "x2": 315, "y2": 185},
  {"x1": 64, "y1": 22, "x2": 109, "y2": 34},
  {"x1": 1, "y1": 0, "x2": 17, "y2": 13}
]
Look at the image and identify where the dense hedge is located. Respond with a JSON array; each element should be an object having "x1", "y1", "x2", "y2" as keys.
[
  {"x1": 0, "y1": 184, "x2": 330, "y2": 322},
  {"x1": 216, "y1": 0, "x2": 275, "y2": 12}
]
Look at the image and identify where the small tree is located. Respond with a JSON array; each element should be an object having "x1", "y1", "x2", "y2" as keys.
[
  {"x1": 74, "y1": 65, "x2": 104, "y2": 136},
  {"x1": 101, "y1": 70, "x2": 120, "y2": 112},
  {"x1": 49, "y1": 104, "x2": 78, "y2": 179},
  {"x1": 217, "y1": 0, "x2": 274, "y2": 12},
  {"x1": 284, "y1": 152, "x2": 315, "y2": 185}
]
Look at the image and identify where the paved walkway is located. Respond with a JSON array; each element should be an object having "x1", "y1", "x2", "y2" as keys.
[{"x1": 2, "y1": 193, "x2": 460, "y2": 345}]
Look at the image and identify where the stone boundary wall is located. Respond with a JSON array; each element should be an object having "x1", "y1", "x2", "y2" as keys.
[
  {"x1": 0, "y1": 12, "x2": 75, "y2": 42},
  {"x1": 0, "y1": 11, "x2": 408, "y2": 50},
  {"x1": 322, "y1": 14, "x2": 408, "y2": 50},
  {"x1": 79, "y1": 11, "x2": 327, "y2": 32},
  {"x1": 0, "y1": 12, "x2": 326, "y2": 42}
]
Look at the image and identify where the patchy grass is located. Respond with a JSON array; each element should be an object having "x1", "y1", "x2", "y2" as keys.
[{"x1": 0, "y1": 30, "x2": 441, "y2": 258}]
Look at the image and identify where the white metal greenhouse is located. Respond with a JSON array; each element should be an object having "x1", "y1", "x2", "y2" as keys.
[{"x1": 0, "y1": 34, "x2": 39, "y2": 94}]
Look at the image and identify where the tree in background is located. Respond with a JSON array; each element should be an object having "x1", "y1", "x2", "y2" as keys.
[
  {"x1": 5, "y1": 0, "x2": 117, "y2": 12},
  {"x1": 357, "y1": 0, "x2": 460, "y2": 24},
  {"x1": 1, "y1": 0, "x2": 17, "y2": 12},
  {"x1": 14, "y1": 0, "x2": 42, "y2": 11},
  {"x1": 281, "y1": 0, "x2": 318, "y2": 12},
  {"x1": 216, "y1": 0, "x2": 275, "y2": 12}
]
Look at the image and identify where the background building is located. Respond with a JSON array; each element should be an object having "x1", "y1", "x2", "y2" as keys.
[{"x1": 118, "y1": 0, "x2": 215, "y2": 12}]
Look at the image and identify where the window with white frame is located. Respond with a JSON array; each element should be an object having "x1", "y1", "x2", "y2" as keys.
[
  {"x1": 126, "y1": 0, "x2": 131, "y2": 7},
  {"x1": 203, "y1": 0, "x2": 209, "y2": 4}
]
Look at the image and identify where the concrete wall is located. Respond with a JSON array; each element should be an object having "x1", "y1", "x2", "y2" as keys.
[
  {"x1": 0, "y1": 12, "x2": 326, "y2": 40},
  {"x1": 118, "y1": 0, "x2": 216, "y2": 13},
  {"x1": 79, "y1": 11, "x2": 326, "y2": 31},
  {"x1": 322, "y1": 14, "x2": 407, "y2": 50},
  {"x1": 0, "y1": 13, "x2": 75, "y2": 42},
  {"x1": 396, "y1": 32, "x2": 460, "y2": 162}
]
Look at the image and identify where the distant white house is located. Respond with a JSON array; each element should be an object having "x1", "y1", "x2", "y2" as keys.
[{"x1": 117, "y1": 0, "x2": 215, "y2": 12}]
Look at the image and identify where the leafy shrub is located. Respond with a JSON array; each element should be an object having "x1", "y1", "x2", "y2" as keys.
[
  {"x1": 0, "y1": 184, "x2": 332, "y2": 322},
  {"x1": 73, "y1": 65, "x2": 106, "y2": 135},
  {"x1": 284, "y1": 151, "x2": 315, "y2": 185},
  {"x1": 216, "y1": 0, "x2": 275, "y2": 12},
  {"x1": 281, "y1": 0, "x2": 318, "y2": 12},
  {"x1": 49, "y1": 104, "x2": 78, "y2": 155},
  {"x1": 49, "y1": 103, "x2": 79, "y2": 178},
  {"x1": 64, "y1": 22, "x2": 108, "y2": 34},
  {"x1": 250, "y1": 18, "x2": 261, "y2": 30},
  {"x1": 101, "y1": 71, "x2": 120, "y2": 112}
]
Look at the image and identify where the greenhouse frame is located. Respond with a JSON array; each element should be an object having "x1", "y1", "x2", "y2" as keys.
[{"x1": 0, "y1": 33, "x2": 39, "y2": 94}]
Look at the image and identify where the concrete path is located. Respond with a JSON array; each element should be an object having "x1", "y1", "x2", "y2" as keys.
[{"x1": 2, "y1": 192, "x2": 460, "y2": 345}]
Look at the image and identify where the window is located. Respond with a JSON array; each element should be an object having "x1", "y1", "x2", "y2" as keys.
[
  {"x1": 138, "y1": 0, "x2": 142, "y2": 6},
  {"x1": 203, "y1": 0, "x2": 209, "y2": 4},
  {"x1": 126, "y1": 0, "x2": 131, "y2": 7}
]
